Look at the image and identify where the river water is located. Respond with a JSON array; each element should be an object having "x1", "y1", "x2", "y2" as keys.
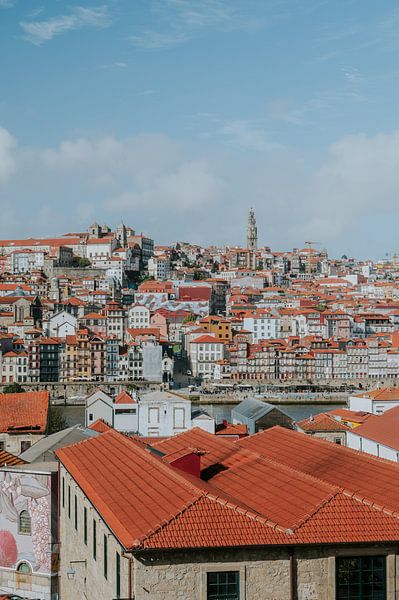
[{"x1": 61, "y1": 402, "x2": 345, "y2": 427}]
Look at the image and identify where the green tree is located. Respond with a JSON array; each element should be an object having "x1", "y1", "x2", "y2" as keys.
[
  {"x1": 183, "y1": 313, "x2": 197, "y2": 323},
  {"x1": 48, "y1": 406, "x2": 68, "y2": 435},
  {"x1": 193, "y1": 270, "x2": 206, "y2": 280},
  {"x1": 3, "y1": 382, "x2": 25, "y2": 394},
  {"x1": 72, "y1": 256, "x2": 91, "y2": 268}
]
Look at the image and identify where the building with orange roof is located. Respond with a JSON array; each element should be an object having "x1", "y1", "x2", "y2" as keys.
[
  {"x1": 0, "y1": 390, "x2": 49, "y2": 455},
  {"x1": 56, "y1": 425, "x2": 399, "y2": 599}
]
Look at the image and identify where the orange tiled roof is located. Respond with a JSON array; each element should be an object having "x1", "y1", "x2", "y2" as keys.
[
  {"x1": 0, "y1": 450, "x2": 25, "y2": 467},
  {"x1": 56, "y1": 426, "x2": 399, "y2": 551},
  {"x1": 115, "y1": 391, "x2": 136, "y2": 405},
  {"x1": 0, "y1": 391, "x2": 49, "y2": 434},
  {"x1": 297, "y1": 413, "x2": 350, "y2": 433},
  {"x1": 88, "y1": 419, "x2": 113, "y2": 433}
]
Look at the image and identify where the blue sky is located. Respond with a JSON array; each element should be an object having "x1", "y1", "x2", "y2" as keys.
[{"x1": 1, "y1": 0, "x2": 399, "y2": 258}]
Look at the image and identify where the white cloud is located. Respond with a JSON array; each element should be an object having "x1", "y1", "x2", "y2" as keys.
[
  {"x1": 0, "y1": 0, "x2": 14, "y2": 7},
  {"x1": 215, "y1": 119, "x2": 283, "y2": 152},
  {"x1": 20, "y1": 5, "x2": 112, "y2": 45},
  {"x1": 130, "y1": 0, "x2": 257, "y2": 49},
  {"x1": 3, "y1": 127, "x2": 399, "y2": 256}
]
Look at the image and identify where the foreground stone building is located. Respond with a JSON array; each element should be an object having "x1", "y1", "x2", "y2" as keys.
[{"x1": 56, "y1": 426, "x2": 399, "y2": 600}]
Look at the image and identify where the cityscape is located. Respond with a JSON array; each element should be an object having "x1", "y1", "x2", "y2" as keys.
[{"x1": 3, "y1": 0, "x2": 399, "y2": 599}]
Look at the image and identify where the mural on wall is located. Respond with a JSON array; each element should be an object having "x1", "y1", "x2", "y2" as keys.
[{"x1": 0, "y1": 471, "x2": 51, "y2": 573}]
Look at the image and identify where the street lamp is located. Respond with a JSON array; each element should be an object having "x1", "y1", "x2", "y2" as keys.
[{"x1": 66, "y1": 559, "x2": 87, "y2": 580}]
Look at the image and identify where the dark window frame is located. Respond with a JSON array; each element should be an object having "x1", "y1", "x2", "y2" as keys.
[
  {"x1": 104, "y1": 534, "x2": 108, "y2": 580},
  {"x1": 116, "y1": 552, "x2": 121, "y2": 599},
  {"x1": 93, "y1": 519, "x2": 97, "y2": 561},
  {"x1": 207, "y1": 571, "x2": 240, "y2": 600},
  {"x1": 336, "y1": 555, "x2": 386, "y2": 600},
  {"x1": 83, "y1": 506, "x2": 87, "y2": 545}
]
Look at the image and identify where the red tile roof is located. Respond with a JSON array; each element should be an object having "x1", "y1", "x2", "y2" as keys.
[
  {"x1": 88, "y1": 419, "x2": 113, "y2": 433},
  {"x1": 354, "y1": 386, "x2": 399, "y2": 402},
  {"x1": 56, "y1": 426, "x2": 399, "y2": 551},
  {"x1": 0, "y1": 450, "x2": 25, "y2": 467},
  {"x1": 297, "y1": 413, "x2": 350, "y2": 433},
  {"x1": 0, "y1": 391, "x2": 49, "y2": 434},
  {"x1": 115, "y1": 391, "x2": 136, "y2": 405}
]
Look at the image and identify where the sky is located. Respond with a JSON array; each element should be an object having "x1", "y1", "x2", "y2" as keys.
[{"x1": 1, "y1": 0, "x2": 399, "y2": 258}]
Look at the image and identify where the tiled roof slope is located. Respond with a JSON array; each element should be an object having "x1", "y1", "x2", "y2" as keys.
[
  {"x1": 57, "y1": 427, "x2": 399, "y2": 551},
  {"x1": 237, "y1": 426, "x2": 399, "y2": 515},
  {"x1": 0, "y1": 450, "x2": 25, "y2": 467},
  {"x1": 88, "y1": 419, "x2": 113, "y2": 433},
  {"x1": 0, "y1": 391, "x2": 49, "y2": 433},
  {"x1": 297, "y1": 412, "x2": 350, "y2": 432}
]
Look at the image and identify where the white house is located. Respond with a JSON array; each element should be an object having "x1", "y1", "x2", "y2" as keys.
[
  {"x1": 346, "y1": 405, "x2": 399, "y2": 462},
  {"x1": 148, "y1": 255, "x2": 171, "y2": 281},
  {"x1": 113, "y1": 390, "x2": 138, "y2": 432},
  {"x1": 128, "y1": 304, "x2": 151, "y2": 329},
  {"x1": 45, "y1": 310, "x2": 77, "y2": 338},
  {"x1": 138, "y1": 390, "x2": 191, "y2": 437},
  {"x1": 349, "y1": 387, "x2": 399, "y2": 415},
  {"x1": 85, "y1": 389, "x2": 113, "y2": 427},
  {"x1": 243, "y1": 312, "x2": 280, "y2": 343},
  {"x1": 85, "y1": 388, "x2": 202, "y2": 438},
  {"x1": 189, "y1": 334, "x2": 225, "y2": 378}
]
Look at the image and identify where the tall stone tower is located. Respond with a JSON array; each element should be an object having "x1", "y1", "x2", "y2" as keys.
[{"x1": 247, "y1": 207, "x2": 258, "y2": 251}]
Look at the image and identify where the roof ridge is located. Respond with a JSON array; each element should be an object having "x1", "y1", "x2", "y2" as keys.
[
  {"x1": 341, "y1": 489, "x2": 399, "y2": 520},
  {"x1": 290, "y1": 489, "x2": 343, "y2": 532}
]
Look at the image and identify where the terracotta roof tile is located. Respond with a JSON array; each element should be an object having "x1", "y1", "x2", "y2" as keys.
[{"x1": 0, "y1": 391, "x2": 49, "y2": 434}]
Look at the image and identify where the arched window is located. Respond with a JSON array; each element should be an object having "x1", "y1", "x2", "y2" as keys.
[
  {"x1": 17, "y1": 562, "x2": 31, "y2": 574},
  {"x1": 19, "y1": 510, "x2": 31, "y2": 535}
]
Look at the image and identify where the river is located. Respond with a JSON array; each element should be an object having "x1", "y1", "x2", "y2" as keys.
[{"x1": 60, "y1": 402, "x2": 345, "y2": 427}]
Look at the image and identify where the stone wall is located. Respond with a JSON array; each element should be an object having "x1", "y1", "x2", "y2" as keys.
[
  {"x1": 134, "y1": 545, "x2": 399, "y2": 600},
  {"x1": 59, "y1": 467, "x2": 130, "y2": 600},
  {"x1": 0, "y1": 433, "x2": 44, "y2": 456}
]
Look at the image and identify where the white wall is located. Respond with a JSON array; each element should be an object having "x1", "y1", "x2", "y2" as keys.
[
  {"x1": 347, "y1": 430, "x2": 399, "y2": 462},
  {"x1": 86, "y1": 391, "x2": 113, "y2": 427},
  {"x1": 138, "y1": 399, "x2": 191, "y2": 437}
]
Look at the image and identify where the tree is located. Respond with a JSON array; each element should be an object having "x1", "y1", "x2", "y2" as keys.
[
  {"x1": 3, "y1": 382, "x2": 25, "y2": 394},
  {"x1": 48, "y1": 406, "x2": 68, "y2": 435},
  {"x1": 193, "y1": 270, "x2": 206, "y2": 280},
  {"x1": 183, "y1": 313, "x2": 197, "y2": 324},
  {"x1": 72, "y1": 256, "x2": 91, "y2": 268}
]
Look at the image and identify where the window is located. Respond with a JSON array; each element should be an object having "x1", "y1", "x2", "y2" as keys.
[
  {"x1": 68, "y1": 486, "x2": 71, "y2": 519},
  {"x1": 93, "y1": 519, "x2": 97, "y2": 560},
  {"x1": 19, "y1": 511, "x2": 31, "y2": 535},
  {"x1": 62, "y1": 477, "x2": 65, "y2": 508},
  {"x1": 0, "y1": 441, "x2": 4, "y2": 451},
  {"x1": 84, "y1": 507, "x2": 87, "y2": 545},
  {"x1": 336, "y1": 556, "x2": 386, "y2": 600},
  {"x1": 74, "y1": 495, "x2": 78, "y2": 530},
  {"x1": 334, "y1": 438, "x2": 342, "y2": 445},
  {"x1": 104, "y1": 534, "x2": 108, "y2": 579},
  {"x1": 20, "y1": 440, "x2": 31, "y2": 453},
  {"x1": 116, "y1": 552, "x2": 121, "y2": 599},
  {"x1": 17, "y1": 562, "x2": 31, "y2": 574},
  {"x1": 89, "y1": 413, "x2": 93, "y2": 422},
  {"x1": 207, "y1": 571, "x2": 240, "y2": 600}
]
